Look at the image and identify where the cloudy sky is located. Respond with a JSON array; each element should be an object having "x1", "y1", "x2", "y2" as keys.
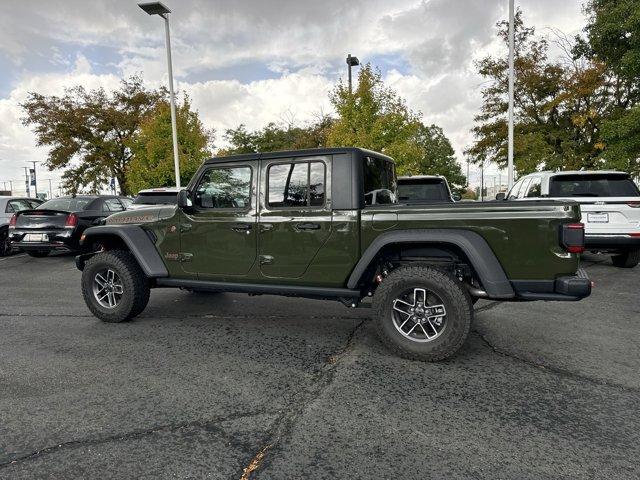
[{"x1": 0, "y1": 0, "x2": 587, "y2": 195}]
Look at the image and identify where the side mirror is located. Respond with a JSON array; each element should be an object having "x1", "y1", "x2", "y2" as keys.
[
  {"x1": 177, "y1": 189, "x2": 191, "y2": 208},
  {"x1": 495, "y1": 192, "x2": 506, "y2": 201},
  {"x1": 451, "y1": 192, "x2": 462, "y2": 202}
]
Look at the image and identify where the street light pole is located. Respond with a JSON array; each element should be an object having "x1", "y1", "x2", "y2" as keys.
[
  {"x1": 507, "y1": 0, "x2": 515, "y2": 190},
  {"x1": 30, "y1": 161, "x2": 39, "y2": 197},
  {"x1": 23, "y1": 167, "x2": 30, "y2": 197},
  {"x1": 139, "y1": 2, "x2": 181, "y2": 188},
  {"x1": 346, "y1": 54, "x2": 360, "y2": 94}
]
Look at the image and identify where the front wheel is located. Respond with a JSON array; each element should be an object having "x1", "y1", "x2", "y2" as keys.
[
  {"x1": 611, "y1": 250, "x2": 639, "y2": 268},
  {"x1": 81, "y1": 250, "x2": 150, "y2": 322},
  {"x1": 373, "y1": 265, "x2": 473, "y2": 362}
]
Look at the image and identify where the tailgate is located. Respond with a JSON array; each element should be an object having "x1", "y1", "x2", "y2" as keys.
[
  {"x1": 15, "y1": 210, "x2": 71, "y2": 230},
  {"x1": 562, "y1": 198, "x2": 640, "y2": 234}
]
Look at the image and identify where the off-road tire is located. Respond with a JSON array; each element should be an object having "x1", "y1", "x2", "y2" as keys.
[
  {"x1": 373, "y1": 265, "x2": 473, "y2": 362},
  {"x1": 26, "y1": 249, "x2": 50, "y2": 257},
  {"x1": 0, "y1": 227, "x2": 10, "y2": 257},
  {"x1": 611, "y1": 250, "x2": 640, "y2": 268},
  {"x1": 81, "y1": 250, "x2": 150, "y2": 323}
]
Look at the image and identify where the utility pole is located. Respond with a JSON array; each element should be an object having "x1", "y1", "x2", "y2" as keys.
[
  {"x1": 47, "y1": 179, "x2": 53, "y2": 199},
  {"x1": 480, "y1": 161, "x2": 485, "y2": 202},
  {"x1": 139, "y1": 2, "x2": 181, "y2": 188},
  {"x1": 466, "y1": 158, "x2": 470, "y2": 187},
  {"x1": 23, "y1": 167, "x2": 30, "y2": 197},
  {"x1": 346, "y1": 54, "x2": 360, "y2": 94},
  {"x1": 29, "y1": 161, "x2": 39, "y2": 197},
  {"x1": 507, "y1": 0, "x2": 515, "y2": 190}
]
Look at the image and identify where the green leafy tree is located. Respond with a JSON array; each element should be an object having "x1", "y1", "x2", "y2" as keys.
[
  {"x1": 585, "y1": 0, "x2": 640, "y2": 176},
  {"x1": 126, "y1": 96, "x2": 214, "y2": 192},
  {"x1": 466, "y1": 11, "x2": 612, "y2": 174},
  {"x1": 327, "y1": 64, "x2": 464, "y2": 187},
  {"x1": 221, "y1": 115, "x2": 333, "y2": 155},
  {"x1": 21, "y1": 76, "x2": 163, "y2": 195},
  {"x1": 326, "y1": 64, "x2": 423, "y2": 172},
  {"x1": 412, "y1": 125, "x2": 466, "y2": 188}
]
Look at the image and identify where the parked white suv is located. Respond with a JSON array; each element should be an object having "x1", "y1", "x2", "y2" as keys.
[{"x1": 500, "y1": 171, "x2": 640, "y2": 267}]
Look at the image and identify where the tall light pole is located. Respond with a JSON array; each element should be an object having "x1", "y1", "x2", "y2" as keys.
[
  {"x1": 139, "y1": 2, "x2": 181, "y2": 188},
  {"x1": 507, "y1": 0, "x2": 515, "y2": 190},
  {"x1": 346, "y1": 54, "x2": 360, "y2": 94},
  {"x1": 29, "y1": 161, "x2": 39, "y2": 197}
]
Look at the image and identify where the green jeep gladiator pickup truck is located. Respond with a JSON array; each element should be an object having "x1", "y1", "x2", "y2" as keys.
[{"x1": 76, "y1": 148, "x2": 591, "y2": 361}]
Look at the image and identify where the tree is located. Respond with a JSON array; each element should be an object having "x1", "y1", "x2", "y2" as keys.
[
  {"x1": 468, "y1": 7, "x2": 640, "y2": 178},
  {"x1": 412, "y1": 125, "x2": 466, "y2": 189},
  {"x1": 466, "y1": 11, "x2": 612, "y2": 174},
  {"x1": 585, "y1": 0, "x2": 640, "y2": 176},
  {"x1": 326, "y1": 64, "x2": 423, "y2": 172},
  {"x1": 21, "y1": 76, "x2": 163, "y2": 195},
  {"x1": 126, "y1": 95, "x2": 214, "y2": 192},
  {"x1": 327, "y1": 64, "x2": 464, "y2": 187},
  {"x1": 220, "y1": 115, "x2": 333, "y2": 156}
]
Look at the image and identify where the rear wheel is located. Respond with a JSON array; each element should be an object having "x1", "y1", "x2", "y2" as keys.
[
  {"x1": 611, "y1": 250, "x2": 640, "y2": 268},
  {"x1": 373, "y1": 265, "x2": 473, "y2": 362},
  {"x1": 26, "y1": 249, "x2": 50, "y2": 257},
  {"x1": 0, "y1": 228, "x2": 10, "y2": 257},
  {"x1": 81, "y1": 250, "x2": 150, "y2": 322}
]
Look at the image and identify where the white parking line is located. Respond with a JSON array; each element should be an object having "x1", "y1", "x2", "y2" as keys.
[{"x1": 0, "y1": 253, "x2": 27, "y2": 262}]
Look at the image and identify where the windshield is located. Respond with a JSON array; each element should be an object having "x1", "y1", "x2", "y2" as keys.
[
  {"x1": 549, "y1": 175, "x2": 640, "y2": 197},
  {"x1": 37, "y1": 197, "x2": 92, "y2": 211},
  {"x1": 133, "y1": 192, "x2": 178, "y2": 205},
  {"x1": 398, "y1": 179, "x2": 449, "y2": 203}
]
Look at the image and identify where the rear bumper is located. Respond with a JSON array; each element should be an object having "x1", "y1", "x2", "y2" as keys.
[
  {"x1": 511, "y1": 269, "x2": 591, "y2": 301},
  {"x1": 585, "y1": 234, "x2": 640, "y2": 250},
  {"x1": 8, "y1": 229, "x2": 77, "y2": 251}
]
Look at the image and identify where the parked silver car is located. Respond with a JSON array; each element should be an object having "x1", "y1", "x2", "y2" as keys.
[{"x1": 0, "y1": 196, "x2": 44, "y2": 256}]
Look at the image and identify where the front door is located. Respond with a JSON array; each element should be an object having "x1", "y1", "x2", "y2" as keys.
[
  {"x1": 258, "y1": 156, "x2": 332, "y2": 279},
  {"x1": 180, "y1": 162, "x2": 257, "y2": 278}
]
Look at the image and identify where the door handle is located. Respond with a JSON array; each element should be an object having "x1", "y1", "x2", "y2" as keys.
[
  {"x1": 231, "y1": 223, "x2": 253, "y2": 233},
  {"x1": 296, "y1": 222, "x2": 320, "y2": 231}
]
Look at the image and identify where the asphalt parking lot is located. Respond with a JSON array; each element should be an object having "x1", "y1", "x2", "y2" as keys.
[{"x1": 1, "y1": 252, "x2": 639, "y2": 479}]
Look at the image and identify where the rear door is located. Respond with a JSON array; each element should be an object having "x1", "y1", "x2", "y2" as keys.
[
  {"x1": 258, "y1": 155, "x2": 331, "y2": 279},
  {"x1": 179, "y1": 162, "x2": 257, "y2": 277}
]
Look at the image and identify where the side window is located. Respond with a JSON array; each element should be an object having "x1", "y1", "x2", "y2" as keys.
[
  {"x1": 194, "y1": 166, "x2": 252, "y2": 209},
  {"x1": 103, "y1": 198, "x2": 124, "y2": 212},
  {"x1": 120, "y1": 198, "x2": 133, "y2": 209},
  {"x1": 268, "y1": 161, "x2": 326, "y2": 208},
  {"x1": 363, "y1": 156, "x2": 397, "y2": 205},
  {"x1": 526, "y1": 177, "x2": 541, "y2": 197},
  {"x1": 507, "y1": 179, "x2": 524, "y2": 199},
  {"x1": 518, "y1": 178, "x2": 532, "y2": 199}
]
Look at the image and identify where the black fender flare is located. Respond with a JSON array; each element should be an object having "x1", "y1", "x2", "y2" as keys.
[
  {"x1": 77, "y1": 225, "x2": 168, "y2": 278},
  {"x1": 347, "y1": 229, "x2": 515, "y2": 299}
]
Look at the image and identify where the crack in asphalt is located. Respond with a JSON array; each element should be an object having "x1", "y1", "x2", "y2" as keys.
[
  {"x1": 237, "y1": 319, "x2": 368, "y2": 480},
  {"x1": 472, "y1": 329, "x2": 639, "y2": 393},
  {"x1": 0, "y1": 410, "x2": 272, "y2": 470},
  {"x1": 474, "y1": 301, "x2": 503, "y2": 313},
  {"x1": 0, "y1": 312, "x2": 366, "y2": 321}
]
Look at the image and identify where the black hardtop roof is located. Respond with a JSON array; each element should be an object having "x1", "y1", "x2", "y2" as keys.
[{"x1": 203, "y1": 147, "x2": 394, "y2": 165}]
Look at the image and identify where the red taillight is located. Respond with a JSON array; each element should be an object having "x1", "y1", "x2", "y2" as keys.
[
  {"x1": 561, "y1": 223, "x2": 585, "y2": 254},
  {"x1": 9, "y1": 214, "x2": 17, "y2": 227},
  {"x1": 65, "y1": 213, "x2": 78, "y2": 228},
  {"x1": 630, "y1": 233, "x2": 640, "y2": 238},
  {"x1": 627, "y1": 202, "x2": 640, "y2": 208}
]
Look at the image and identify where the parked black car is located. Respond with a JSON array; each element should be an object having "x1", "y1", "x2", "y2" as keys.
[{"x1": 8, "y1": 195, "x2": 130, "y2": 257}]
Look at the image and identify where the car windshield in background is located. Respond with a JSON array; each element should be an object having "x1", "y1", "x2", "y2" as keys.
[
  {"x1": 363, "y1": 156, "x2": 397, "y2": 205},
  {"x1": 133, "y1": 193, "x2": 178, "y2": 205},
  {"x1": 37, "y1": 197, "x2": 92, "y2": 211},
  {"x1": 549, "y1": 175, "x2": 640, "y2": 197},
  {"x1": 398, "y1": 179, "x2": 449, "y2": 203}
]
